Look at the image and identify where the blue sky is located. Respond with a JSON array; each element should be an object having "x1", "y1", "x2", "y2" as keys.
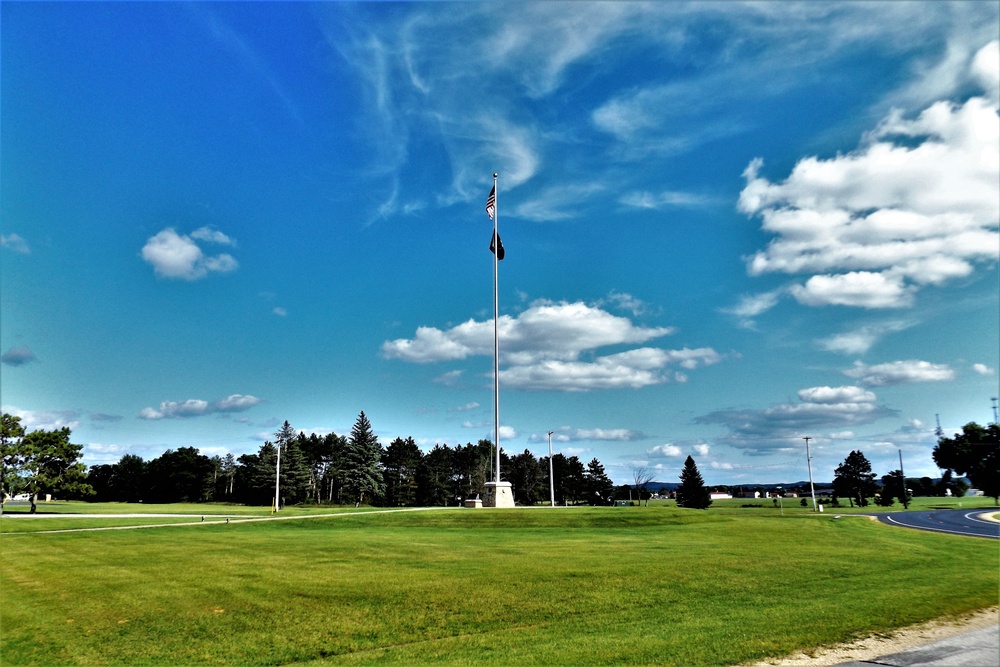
[{"x1": 2, "y1": 1, "x2": 998, "y2": 487}]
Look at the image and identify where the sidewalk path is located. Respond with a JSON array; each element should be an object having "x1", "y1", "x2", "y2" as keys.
[{"x1": 834, "y1": 624, "x2": 999, "y2": 667}]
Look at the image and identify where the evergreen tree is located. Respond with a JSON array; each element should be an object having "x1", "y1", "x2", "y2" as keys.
[
  {"x1": 676, "y1": 455, "x2": 711, "y2": 509},
  {"x1": 509, "y1": 449, "x2": 545, "y2": 505},
  {"x1": 584, "y1": 457, "x2": 614, "y2": 504},
  {"x1": 833, "y1": 450, "x2": 877, "y2": 507},
  {"x1": 417, "y1": 443, "x2": 454, "y2": 506},
  {"x1": 343, "y1": 411, "x2": 384, "y2": 505},
  {"x1": 272, "y1": 423, "x2": 311, "y2": 505},
  {"x1": 382, "y1": 436, "x2": 422, "y2": 506}
]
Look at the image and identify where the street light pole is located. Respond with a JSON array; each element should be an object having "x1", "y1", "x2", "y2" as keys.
[
  {"x1": 274, "y1": 440, "x2": 282, "y2": 513},
  {"x1": 548, "y1": 430, "x2": 555, "y2": 507},
  {"x1": 803, "y1": 436, "x2": 817, "y2": 512}
]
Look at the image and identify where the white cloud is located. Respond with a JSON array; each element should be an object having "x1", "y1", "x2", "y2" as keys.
[
  {"x1": 382, "y1": 300, "x2": 674, "y2": 365},
  {"x1": 449, "y1": 402, "x2": 480, "y2": 412},
  {"x1": 1, "y1": 406, "x2": 79, "y2": 432},
  {"x1": 843, "y1": 360, "x2": 955, "y2": 387},
  {"x1": 817, "y1": 320, "x2": 914, "y2": 355},
  {"x1": 498, "y1": 346, "x2": 721, "y2": 392},
  {"x1": 498, "y1": 425, "x2": 518, "y2": 440},
  {"x1": 189, "y1": 226, "x2": 235, "y2": 245},
  {"x1": 797, "y1": 386, "x2": 877, "y2": 405},
  {"x1": 273, "y1": 307, "x2": 288, "y2": 317},
  {"x1": 534, "y1": 427, "x2": 644, "y2": 443},
  {"x1": 619, "y1": 190, "x2": 714, "y2": 210},
  {"x1": 972, "y1": 363, "x2": 995, "y2": 376},
  {"x1": 723, "y1": 290, "x2": 784, "y2": 328},
  {"x1": 693, "y1": 443, "x2": 710, "y2": 456},
  {"x1": 138, "y1": 394, "x2": 263, "y2": 420},
  {"x1": 141, "y1": 228, "x2": 238, "y2": 280},
  {"x1": 739, "y1": 42, "x2": 1000, "y2": 309},
  {"x1": 1, "y1": 346, "x2": 38, "y2": 366},
  {"x1": 512, "y1": 181, "x2": 605, "y2": 222},
  {"x1": 1, "y1": 233, "x2": 30, "y2": 254},
  {"x1": 383, "y1": 300, "x2": 723, "y2": 392},
  {"x1": 696, "y1": 385, "x2": 896, "y2": 453},
  {"x1": 648, "y1": 444, "x2": 683, "y2": 458}
]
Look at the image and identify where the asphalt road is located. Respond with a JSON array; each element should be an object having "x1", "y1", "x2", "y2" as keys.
[
  {"x1": 834, "y1": 624, "x2": 1000, "y2": 667},
  {"x1": 870, "y1": 508, "x2": 1000, "y2": 539}
]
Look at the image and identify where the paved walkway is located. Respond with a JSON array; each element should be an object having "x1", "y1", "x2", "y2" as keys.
[{"x1": 834, "y1": 624, "x2": 999, "y2": 667}]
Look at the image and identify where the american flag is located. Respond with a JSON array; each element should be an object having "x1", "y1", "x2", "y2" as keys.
[{"x1": 485, "y1": 184, "x2": 496, "y2": 221}]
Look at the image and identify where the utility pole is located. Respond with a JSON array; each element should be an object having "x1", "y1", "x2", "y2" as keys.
[
  {"x1": 803, "y1": 436, "x2": 817, "y2": 512},
  {"x1": 898, "y1": 448, "x2": 909, "y2": 509},
  {"x1": 274, "y1": 441, "x2": 282, "y2": 513},
  {"x1": 547, "y1": 431, "x2": 555, "y2": 507},
  {"x1": 991, "y1": 397, "x2": 998, "y2": 425}
]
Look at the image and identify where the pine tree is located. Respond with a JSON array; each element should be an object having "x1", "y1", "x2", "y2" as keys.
[
  {"x1": 382, "y1": 436, "x2": 422, "y2": 506},
  {"x1": 584, "y1": 458, "x2": 614, "y2": 504},
  {"x1": 676, "y1": 455, "x2": 711, "y2": 509},
  {"x1": 344, "y1": 411, "x2": 384, "y2": 505}
]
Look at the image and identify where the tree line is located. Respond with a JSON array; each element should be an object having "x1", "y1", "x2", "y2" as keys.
[
  {"x1": 1, "y1": 411, "x2": 617, "y2": 509},
  {"x1": 2, "y1": 412, "x2": 995, "y2": 511},
  {"x1": 827, "y1": 421, "x2": 998, "y2": 507}
]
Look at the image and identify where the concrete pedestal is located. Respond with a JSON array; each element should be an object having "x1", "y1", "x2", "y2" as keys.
[{"x1": 484, "y1": 481, "x2": 515, "y2": 508}]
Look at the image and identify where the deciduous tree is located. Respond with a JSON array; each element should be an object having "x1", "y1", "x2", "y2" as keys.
[
  {"x1": 933, "y1": 422, "x2": 1000, "y2": 504},
  {"x1": 19, "y1": 427, "x2": 92, "y2": 512},
  {"x1": 833, "y1": 450, "x2": 877, "y2": 507}
]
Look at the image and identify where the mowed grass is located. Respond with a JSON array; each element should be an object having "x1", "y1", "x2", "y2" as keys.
[{"x1": 1, "y1": 508, "x2": 997, "y2": 666}]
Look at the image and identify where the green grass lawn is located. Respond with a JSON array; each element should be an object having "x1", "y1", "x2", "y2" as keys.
[{"x1": 1, "y1": 507, "x2": 997, "y2": 666}]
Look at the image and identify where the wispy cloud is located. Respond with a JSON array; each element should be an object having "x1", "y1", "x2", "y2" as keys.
[
  {"x1": 532, "y1": 427, "x2": 645, "y2": 443},
  {"x1": 816, "y1": 320, "x2": 915, "y2": 355},
  {"x1": 843, "y1": 360, "x2": 956, "y2": 387},
  {"x1": 1, "y1": 233, "x2": 30, "y2": 254}
]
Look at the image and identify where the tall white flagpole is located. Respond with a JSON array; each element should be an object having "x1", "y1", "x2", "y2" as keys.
[{"x1": 492, "y1": 172, "x2": 500, "y2": 484}]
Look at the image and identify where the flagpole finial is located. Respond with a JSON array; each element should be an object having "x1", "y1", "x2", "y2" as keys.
[{"x1": 493, "y1": 172, "x2": 498, "y2": 178}]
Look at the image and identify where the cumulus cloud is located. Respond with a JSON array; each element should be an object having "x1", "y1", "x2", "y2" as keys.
[
  {"x1": 1, "y1": 407, "x2": 79, "y2": 432},
  {"x1": 739, "y1": 41, "x2": 1000, "y2": 309},
  {"x1": 1, "y1": 233, "x2": 30, "y2": 254},
  {"x1": 141, "y1": 228, "x2": 238, "y2": 280},
  {"x1": 138, "y1": 394, "x2": 263, "y2": 420},
  {"x1": 648, "y1": 444, "x2": 683, "y2": 457},
  {"x1": 1, "y1": 346, "x2": 38, "y2": 366},
  {"x1": 972, "y1": 363, "x2": 995, "y2": 376},
  {"x1": 843, "y1": 360, "x2": 955, "y2": 387},
  {"x1": 696, "y1": 385, "x2": 897, "y2": 454},
  {"x1": 383, "y1": 300, "x2": 718, "y2": 391}
]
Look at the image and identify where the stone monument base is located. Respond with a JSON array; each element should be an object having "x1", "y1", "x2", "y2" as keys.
[{"x1": 483, "y1": 481, "x2": 515, "y2": 508}]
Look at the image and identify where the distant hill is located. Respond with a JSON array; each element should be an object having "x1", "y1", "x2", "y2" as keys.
[{"x1": 640, "y1": 477, "x2": 966, "y2": 492}]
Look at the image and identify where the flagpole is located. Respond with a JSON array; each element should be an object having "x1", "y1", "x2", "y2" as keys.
[{"x1": 492, "y1": 172, "x2": 500, "y2": 484}]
